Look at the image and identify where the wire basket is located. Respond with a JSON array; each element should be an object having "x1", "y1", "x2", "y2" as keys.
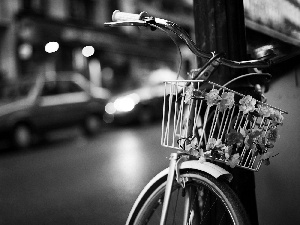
[{"x1": 161, "y1": 80, "x2": 287, "y2": 172}]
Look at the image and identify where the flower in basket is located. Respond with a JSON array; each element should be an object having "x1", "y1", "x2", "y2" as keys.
[
  {"x1": 239, "y1": 95, "x2": 256, "y2": 114},
  {"x1": 269, "y1": 109, "x2": 284, "y2": 125},
  {"x1": 226, "y1": 129, "x2": 244, "y2": 146},
  {"x1": 226, "y1": 153, "x2": 241, "y2": 168},
  {"x1": 219, "y1": 92, "x2": 235, "y2": 111},
  {"x1": 206, "y1": 138, "x2": 225, "y2": 151},
  {"x1": 266, "y1": 127, "x2": 279, "y2": 143},
  {"x1": 205, "y1": 89, "x2": 221, "y2": 106},
  {"x1": 184, "y1": 86, "x2": 194, "y2": 103},
  {"x1": 205, "y1": 138, "x2": 227, "y2": 159},
  {"x1": 242, "y1": 128, "x2": 263, "y2": 150},
  {"x1": 256, "y1": 104, "x2": 272, "y2": 117},
  {"x1": 224, "y1": 145, "x2": 233, "y2": 160},
  {"x1": 184, "y1": 86, "x2": 206, "y2": 103},
  {"x1": 198, "y1": 154, "x2": 207, "y2": 163},
  {"x1": 189, "y1": 148, "x2": 201, "y2": 158}
]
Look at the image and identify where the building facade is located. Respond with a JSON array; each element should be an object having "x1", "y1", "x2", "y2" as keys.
[
  {"x1": 0, "y1": 0, "x2": 299, "y2": 90},
  {"x1": 0, "y1": 0, "x2": 182, "y2": 92}
]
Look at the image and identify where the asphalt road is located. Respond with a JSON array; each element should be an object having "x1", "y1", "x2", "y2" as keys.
[
  {"x1": 0, "y1": 123, "x2": 175, "y2": 225},
  {"x1": 1, "y1": 122, "x2": 299, "y2": 225}
]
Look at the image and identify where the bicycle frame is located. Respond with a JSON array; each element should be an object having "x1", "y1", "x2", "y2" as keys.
[
  {"x1": 159, "y1": 60, "x2": 226, "y2": 225},
  {"x1": 160, "y1": 153, "x2": 234, "y2": 225}
]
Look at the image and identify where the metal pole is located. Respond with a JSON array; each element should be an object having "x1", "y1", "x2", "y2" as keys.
[{"x1": 193, "y1": 0, "x2": 259, "y2": 224}]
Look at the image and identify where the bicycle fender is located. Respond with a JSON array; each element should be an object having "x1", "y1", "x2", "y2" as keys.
[
  {"x1": 125, "y1": 162, "x2": 232, "y2": 225},
  {"x1": 125, "y1": 168, "x2": 170, "y2": 225},
  {"x1": 180, "y1": 160, "x2": 233, "y2": 182}
]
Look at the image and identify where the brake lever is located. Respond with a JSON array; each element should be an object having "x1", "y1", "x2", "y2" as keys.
[{"x1": 104, "y1": 21, "x2": 147, "y2": 27}]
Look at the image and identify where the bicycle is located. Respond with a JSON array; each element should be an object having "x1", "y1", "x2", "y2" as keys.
[{"x1": 105, "y1": 10, "x2": 288, "y2": 225}]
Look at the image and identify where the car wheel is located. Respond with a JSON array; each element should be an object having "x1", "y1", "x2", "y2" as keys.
[
  {"x1": 83, "y1": 114, "x2": 101, "y2": 136},
  {"x1": 12, "y1": 124, "x2": 33, "y2": 149}
]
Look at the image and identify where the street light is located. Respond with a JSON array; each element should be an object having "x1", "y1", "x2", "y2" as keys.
[
  {"x1": 45, "y1": 42, "x2": 59, "y2": 53},
  {"x1": 82, "y1": 46, "x2": 95, "y2": 57},
  {"x1": 18, "y1": 43, "x2": 33, "y2": 60}
]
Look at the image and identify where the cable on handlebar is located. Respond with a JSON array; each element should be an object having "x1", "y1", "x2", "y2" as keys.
[
  {"x1": 144, "y1": 19, "x2": 274, "y2": 69},
  {"x1": 146, "y1": 22, "x2": 183, "y2": 80}
]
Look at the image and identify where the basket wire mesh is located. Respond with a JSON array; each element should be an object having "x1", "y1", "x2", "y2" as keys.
[{"x1": 161, "y1": 80, "x2": 287, "y2": 171}]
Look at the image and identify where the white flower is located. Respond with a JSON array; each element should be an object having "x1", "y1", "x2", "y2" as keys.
[
  {"x1": 226, "y1": 153, "x2": 241, "y2": 168},
  {"x1": 184, "y1": 86, "x2": 194, "y2": 103},
  {"x1": 206, "y1": 138, "x2": 216, "y2": 150},
  {"x1": 205, "y1": 89, "x2": 221, "y2": 106},
  {"x1": 239, "y1": 95, "x2": 256, "y2": 114},
  {"x1": 199, "y1": 155, "x2": 206, "y2": 163},
  {"x1": 224, "y1": 146, "x2": 232, "y2": 160},
  {"x1": 206, "y1": 138, "x2": 225, "y2": 151},
  {"x1": 270, "y1": 109, "x2": 284, "y2": 124},
  {"x1": 256, "y1": 104, "x2": 272, "y2": 117},
  {"x1": 219, "y1": 92, "x2": 235, "y2": 111}
]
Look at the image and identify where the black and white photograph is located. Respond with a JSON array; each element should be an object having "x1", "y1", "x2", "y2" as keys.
[{"x1": 0, "y1": 0, "x2": 299, "y2": 224}]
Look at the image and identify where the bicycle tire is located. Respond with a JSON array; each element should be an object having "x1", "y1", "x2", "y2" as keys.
[{"x1": 127, "y1": 169, "x2": 250, "y2": 225}]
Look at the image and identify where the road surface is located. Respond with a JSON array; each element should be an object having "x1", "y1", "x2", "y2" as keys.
[{"x1": 0, "y1": 123, "x2": 174, "y2": 225}]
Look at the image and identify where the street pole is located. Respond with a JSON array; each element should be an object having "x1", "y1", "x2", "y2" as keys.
[{"x1": 193, "y1": 0, "x2": 259, "y2": 224}]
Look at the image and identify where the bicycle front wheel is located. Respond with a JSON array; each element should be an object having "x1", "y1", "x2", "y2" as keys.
[{"x1": 128, "y1": 169, "x2": 250, "y2": 225}]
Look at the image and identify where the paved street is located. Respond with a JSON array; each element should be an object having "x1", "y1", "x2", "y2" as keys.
[
  {"x1": 1, "y1": 121, "x2": 299, "y2": 225},
  {"x1": 0, "y1": 123, "x2": 174, "y2": 225}
]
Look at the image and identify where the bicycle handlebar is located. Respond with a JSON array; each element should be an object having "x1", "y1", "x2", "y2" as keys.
[{"x1": 105, "y1": 10, "x2": 277, "y2": 69}]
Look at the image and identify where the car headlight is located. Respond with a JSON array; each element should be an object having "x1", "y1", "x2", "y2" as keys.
[
  {"x1": 105, "y1": 93, "x2": 140, "y2": 114},
  {"x1": 114, "y1": 96, "x2": 135, "y2": 112},
  {"x1": 105, "y1": 102, "x2": 116, "y2": 114}
]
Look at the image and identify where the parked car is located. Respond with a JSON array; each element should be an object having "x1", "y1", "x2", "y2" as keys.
[
  {"x1": 104, "y1": 68, "x2": 183, "y2": 125},
  {"x1": 0, "y1": 72, "x2": 110, "y2": 148}
]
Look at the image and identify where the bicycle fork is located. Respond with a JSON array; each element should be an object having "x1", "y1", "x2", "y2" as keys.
[
  {"x1": 160, "y1": 153, "x2": 178, "y2": 225},
  {"x1": 160, "y1": 153, "x2": 200, "y2": 225}
]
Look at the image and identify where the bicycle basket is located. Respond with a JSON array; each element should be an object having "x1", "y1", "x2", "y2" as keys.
[{"x1": 161, "y1": 80, "x2": 287, "y2": 172}]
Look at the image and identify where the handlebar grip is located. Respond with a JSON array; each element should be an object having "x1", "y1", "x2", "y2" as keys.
[{"x1": 112, "y1": 10, "x2": 141, "y2": 22}]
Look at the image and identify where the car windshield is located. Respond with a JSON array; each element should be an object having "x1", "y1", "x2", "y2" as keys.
[{"x1": 0, "y1": 81, "x2": 35, "y2": 103}]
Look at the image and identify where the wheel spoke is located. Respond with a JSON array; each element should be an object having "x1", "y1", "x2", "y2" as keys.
[
  {"x1": 131, "y1": 171, "x2": 249, "y2": 225},
  {"x1": 171, "y1": 189, "x2": 180, "y2": 225},
  {"x1": 200, "y1": 197, "x2": 217, "y2": 224},
  {"x1": 218, "y1": 211, "x2": 226, "y2": 225}
]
